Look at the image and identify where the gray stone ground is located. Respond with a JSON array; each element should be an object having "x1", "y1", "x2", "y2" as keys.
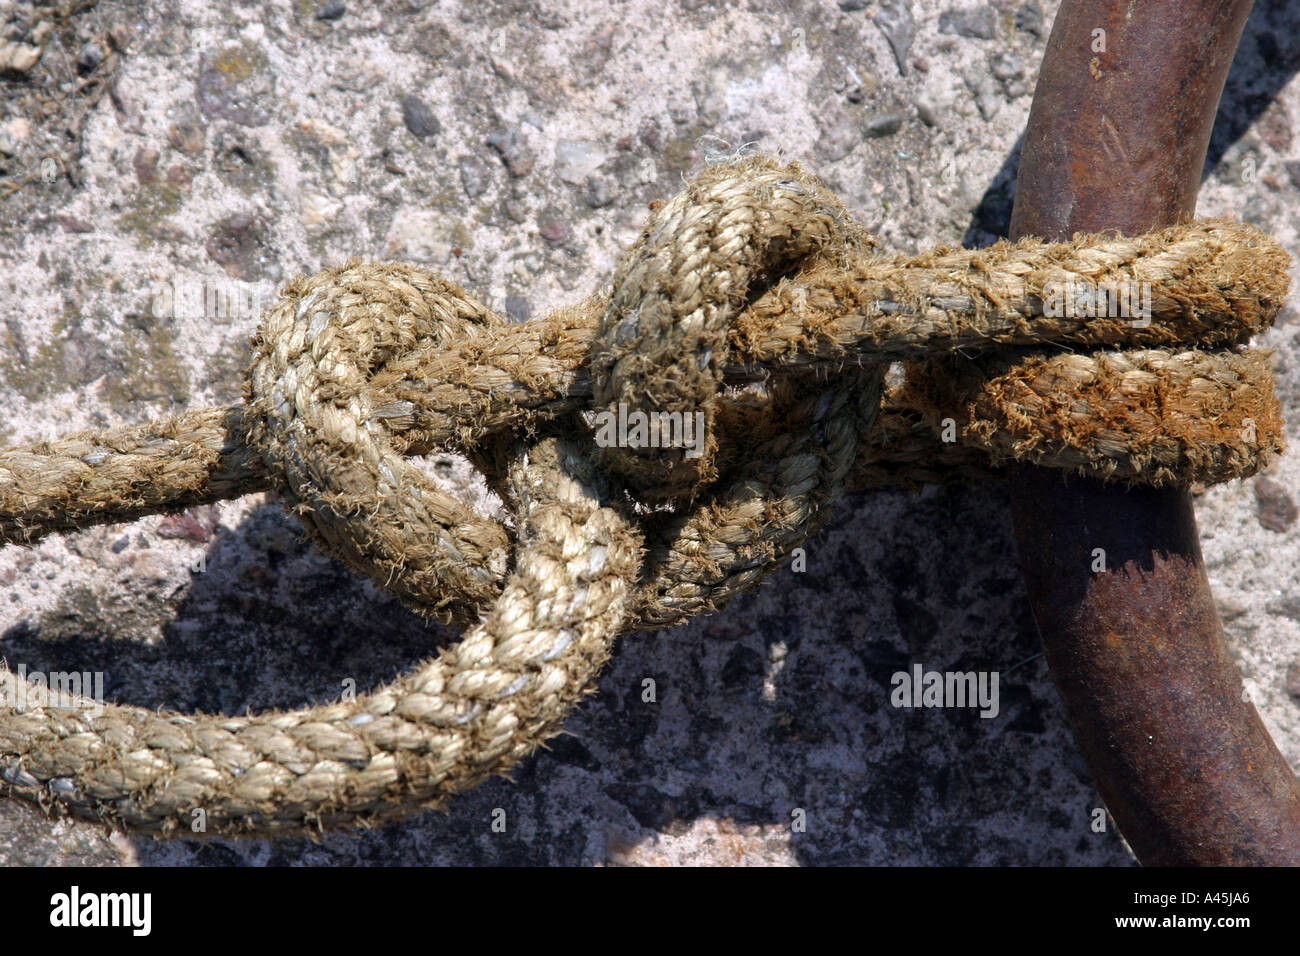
[{"x1": 0, "y1": 0, "x2": 1297, "y2": 866}]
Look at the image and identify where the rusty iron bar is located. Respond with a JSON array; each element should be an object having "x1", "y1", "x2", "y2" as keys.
[{"x1": 1008, "y1": 0, "x2": 1300, "y2": 864}]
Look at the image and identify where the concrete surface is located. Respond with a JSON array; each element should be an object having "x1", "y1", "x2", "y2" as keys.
[{"x1": 0, "y1": 0, "x2": 1298, "y2": 865}]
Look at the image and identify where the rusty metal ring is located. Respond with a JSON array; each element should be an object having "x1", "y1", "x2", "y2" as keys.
[{"x1": 1009, "y1": 0, "x2": 1300, "y2": 864}]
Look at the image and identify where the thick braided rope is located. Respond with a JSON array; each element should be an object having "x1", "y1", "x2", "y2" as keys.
[
  {"x1": 0, "y1": 154, "x2": 1290, "y2": 834},
  {"x1": 0, "y1": 186, "x2": 1285, "y2": 548},
  {"x1": 1, "y1": 435, "x2": 641, "y2": 834}
]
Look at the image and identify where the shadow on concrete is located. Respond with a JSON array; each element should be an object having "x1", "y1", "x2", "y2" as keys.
[{"x1": 1, "y1": 472, "x2": 1129, "y2": 865}]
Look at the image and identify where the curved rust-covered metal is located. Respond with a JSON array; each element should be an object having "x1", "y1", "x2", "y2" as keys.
[{"x1": 1008, "y1": 0, "x2": 1300, "y2": 864}]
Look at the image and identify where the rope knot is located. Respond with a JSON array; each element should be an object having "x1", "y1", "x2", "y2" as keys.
[
  {"x1": 233, "y1": 154, "x2": 1290, "y2": 631},
  {"x1": 0, "y1": 152, "x2": 1290, "y2": 835},
  {"x1": 244, "y1": 262, "x2": 519, "y2": 624},
  {"x1": 586, "y1": 154, "x2": 878, "y2": 503}
]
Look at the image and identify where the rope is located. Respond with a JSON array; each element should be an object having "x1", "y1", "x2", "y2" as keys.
[{"x1": 0, "y1": 154, "x2": 1288, "y2": 835}]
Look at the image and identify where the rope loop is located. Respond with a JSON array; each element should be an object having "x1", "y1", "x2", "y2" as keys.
[
  {"x1": 587, "y1": 154, "x2": 876, "y2": 502},
  {"x1": 245, "y1": 263, "x2": 512, "y2": 626}
]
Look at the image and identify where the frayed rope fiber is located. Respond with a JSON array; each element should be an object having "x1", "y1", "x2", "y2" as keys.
[{"x1": 0, "y1": 154, "x2": 1289, "y2": 835}]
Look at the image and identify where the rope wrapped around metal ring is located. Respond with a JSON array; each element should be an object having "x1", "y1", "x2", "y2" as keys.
[{"x1": 0, "y1": 154, "x2": 1287, "y2": 835}]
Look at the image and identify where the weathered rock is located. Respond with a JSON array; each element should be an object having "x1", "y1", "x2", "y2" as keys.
[
  {"x1": 196, "y1": 46, "x2": 274, "y2": 127},
  {"x1": 0, "y1": 41, "x2": 42, "y2": 73},
  {"x1": 1015, "y1": 1, "x2": 1045, "y2": 36},
  {"x1": 316, "y1": 0, "x2": 346, "y2": 20},
  {"x1": 865, "y1": 113, "x2": 904, "y2": 138},
  {"x1": 205, "y1": 213, "x2": 270, "y2": 280},
  {"x1": 873, "y1": 0, "x2": 916, "y2": 75},
  {"x1": 940, "y1": 6, "x2": 998, "y2": 40},
  {"x1": 504, "y1": 296, "x2": 530, "y2": 322},
  {"x1": 167, "y1": 115, "x2": 207, "y2": 155},
  {"x1": 459, "y1": 154, "x2": 493, "y2": 198},
  {"x1": 0, "y1": 117, "x2": 30, "y2": 156},
  {"x1": 76, "y1": 41, "x2": 103, "y2": 74},
  {"x1": 132, "y1": 146, "x2": 159, "y2": 183},
  {"x1": 537, "y1": 208, "x2": 573, "y2": 246},
  {"x1": 487, "y1": 127, "x2": 534, "y2": 177},
  {"x1": 401, "y1": 94, "x2": 441, "y2": 139},
  {"x1": 553, "y1": 139, "x2": 607, "y2": 185},
  {"x1": 1255, "y1": 475, "x2": 1298, "y2": 532}
]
